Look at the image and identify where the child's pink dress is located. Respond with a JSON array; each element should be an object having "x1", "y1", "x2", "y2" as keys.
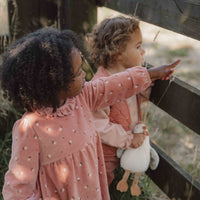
[
  {"x1": 3, "y1": 67, "x2": 151, "y2": 200},
  {"x1": 92, "y1": 67, "x2": 141, "y2": 185}
]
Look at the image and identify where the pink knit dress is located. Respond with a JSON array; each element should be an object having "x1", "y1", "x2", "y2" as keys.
[{"x1": 3, "y1": 67, "x2": 151, "y2": 200}]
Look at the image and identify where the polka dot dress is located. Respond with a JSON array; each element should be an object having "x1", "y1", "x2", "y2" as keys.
[{"x1": 3, "y1": 66, "x2": 151, "y2": 200}]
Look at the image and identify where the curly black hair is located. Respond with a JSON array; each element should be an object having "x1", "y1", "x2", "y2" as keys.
[{"x1": 1, "y1": 27, "x2": 85, "y2": 112}]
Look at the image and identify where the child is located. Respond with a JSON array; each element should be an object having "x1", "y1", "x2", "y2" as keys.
[
  {"x1": 90, "y1": 15, "x2": 180, "y2": 198},
  {"x1": 1, "y1": 27, "x2": 179, "y2": 200}
]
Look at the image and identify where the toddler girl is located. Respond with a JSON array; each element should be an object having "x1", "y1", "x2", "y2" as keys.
[
  {"x1": 90, "y1": 15, "x2": 180, "y2": 198},
  {"x1": 2, "y1": 27, "x2": 179, "y2": 200}
]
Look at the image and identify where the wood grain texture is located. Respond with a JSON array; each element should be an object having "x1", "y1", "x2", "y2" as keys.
[
  {"x1": 146, "y1": 142, "x2": 200, "y2": 200},
  {"x1": 105, "y1": 0, "x2": 200, "y2": 40},
  {"x1": 150, "y1": 77, "x2": 200, "y2": 135}
]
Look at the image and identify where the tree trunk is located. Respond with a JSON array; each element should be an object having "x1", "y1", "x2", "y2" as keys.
[
  {"x1": 60, "y1": 0, "x2": 98, "y2": 36},
  {"x1": 8, "y1": 0, "x2": 57, "y2": 42}
]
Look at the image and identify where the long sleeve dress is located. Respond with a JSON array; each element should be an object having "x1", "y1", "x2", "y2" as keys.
[
  {"x1": 3, "y1": 66, "x2": 151, "y2": 200},
  {"x1": 92, "y1": 66, "x2": 148, "y2": 185}
]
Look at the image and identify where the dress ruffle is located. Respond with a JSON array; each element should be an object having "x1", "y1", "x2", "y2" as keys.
[{"x1": 36, "y1": 98, "x2": 76, "y2": 117}]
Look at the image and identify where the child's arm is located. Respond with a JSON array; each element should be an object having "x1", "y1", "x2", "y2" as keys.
[
  {"x1": 147, "y1": 60, "x2": 180, "y2": 81},
  {"x1": 140, "y1": 60, "x2": 181, "y2": 102},
  {"x1": 140, "y1": 85, "x2": 152, "y2": 103},
  {"x1": 83, "y1": 60, "x2": 180, "y2": 111},
  {"x1": 140, "y1": 60, "x2": 181, "y2": 101},
  {"x1": 83, "y1": 66, "x2": 151, "y2": 111},
  {"x1": 2, "y1": 119, "x2": 39, "y2": 200},
  {"x1": 93, "y1": 108, "x2": 134, "y2": 149}
]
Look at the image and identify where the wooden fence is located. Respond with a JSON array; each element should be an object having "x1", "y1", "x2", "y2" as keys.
[{"x1": 104, "y1": 0, "x2": 200, "y2": 199}]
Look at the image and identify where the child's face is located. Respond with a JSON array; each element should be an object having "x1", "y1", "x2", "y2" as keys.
[
  {"x1": 120, "y1": 28, "x2": 145, "y2": 69},
  {"x1": 59, "y1": 49, "x2": 86, "y2": 102}
]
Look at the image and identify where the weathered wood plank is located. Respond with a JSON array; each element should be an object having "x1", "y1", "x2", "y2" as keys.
[
  {"x1": 146, "y1": 142, "x2": 200, "y2": 200},
  {"x1": 104, "y1": 0, "x2": 200, "y2": 40},
  {"x1": 150, "y1": 77, "x2": 200, "y2": 135},
  {"x1": 60, "y1": 0, "x2": 97, "y2": 35}
]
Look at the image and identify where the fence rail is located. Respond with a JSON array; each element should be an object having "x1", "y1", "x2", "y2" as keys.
[
  {"x1": 105, "y1": 0, "x2": 200, "y2": 40},
  {"x1": 147, "y1": 143, "x2": 200, "y2": 200}
]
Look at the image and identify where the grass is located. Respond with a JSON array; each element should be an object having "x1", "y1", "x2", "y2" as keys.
[
  {"x1": 168, "y1": 47, "x2": 189, "y2": 57},
  {"x1": 0, "y1": 89, "x2": 22, "y2": 198},
  {"x1": 110, "y1": 167, "x2": 154, "y2": 200}
]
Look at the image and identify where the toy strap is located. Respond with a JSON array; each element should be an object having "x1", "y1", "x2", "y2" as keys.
[{"x1": 136, "y1": 94, "x2": 142, "y2": 121}]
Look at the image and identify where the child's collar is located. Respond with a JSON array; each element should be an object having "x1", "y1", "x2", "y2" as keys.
[{"x1": 36, "y1": 98, "x2": 76, "y2": 117}]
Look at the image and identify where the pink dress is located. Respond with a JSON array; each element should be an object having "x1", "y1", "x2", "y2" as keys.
[
  {"x1": 92, "y1": 67, "x2": 149, "y2": 185},
  {"x1": 3, "y1": 67, "x2": 151, "y2": 200}
]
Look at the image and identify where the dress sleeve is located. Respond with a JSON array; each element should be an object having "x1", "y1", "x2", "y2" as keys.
[
  {"x1": 140, "y1": 85, "x2": 152, "y2": 103},
  {"x1": 93, "y1": 108, "x2": 133, "y2": 149},
  {"x1": 2, "y1": 118, "x2": 40, "y2": 200},
  {"x1": 83, "y1": 66, "x2": 151, "y2": 111}
]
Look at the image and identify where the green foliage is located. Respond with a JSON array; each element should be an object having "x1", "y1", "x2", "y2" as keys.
[
  {"x1": 82, "y1": 58, "x2": 95, "y2": 81},
  {"x1": 0, "y1": 89, "x2": 23, "y2": 198},
  {"x1": 109, "y1": 166, "x2": 153, "y2": 200},
  {"x1": 168, "y1": 47, "x2": 189, "y2": 57},
  {"x1": 0, "y1": 90, "x2": 22, "y2": 138}
]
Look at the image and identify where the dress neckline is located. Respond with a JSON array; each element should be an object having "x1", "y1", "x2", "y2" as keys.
[{"x1": 35, "y1": 97, "x2": 76, "y2": 117}]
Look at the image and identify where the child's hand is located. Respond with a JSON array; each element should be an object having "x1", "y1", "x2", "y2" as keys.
[
  {"x1": 148, "y1": 59, "x2": 181, "y2": 81},
  {"x1": 131, "y1": 133, "x2": 146, "y2": 148}
]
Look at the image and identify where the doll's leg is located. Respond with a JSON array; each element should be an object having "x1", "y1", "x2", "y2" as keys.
[
  {"x1": 130, "y1": 172, "x2": 141, "y2": 196},
  {"x1": 116, "y1": 170, "x2": 130, "y2": 192}
]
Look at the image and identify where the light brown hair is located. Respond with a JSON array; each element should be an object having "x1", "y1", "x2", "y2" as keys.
[{"x1": 90, "y1": 15, "x2": 140, "y2": 68}]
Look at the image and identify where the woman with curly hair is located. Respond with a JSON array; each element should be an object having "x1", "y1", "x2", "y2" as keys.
[{"x1": 1, "y1": 27, "x2": 179, "y2": 200}]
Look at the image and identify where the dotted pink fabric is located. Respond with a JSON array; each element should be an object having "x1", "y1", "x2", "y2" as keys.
[
  {"x1": 3, "y1": 66, "x2": 151, "y2": 200},
  {"x1": 92, "y1": 66, "x2": 151, "y2": 185}
]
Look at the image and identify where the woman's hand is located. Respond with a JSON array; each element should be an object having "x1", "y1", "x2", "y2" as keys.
[{"x1": 148, "y1": 59, "x2": 181, "y2": 81}]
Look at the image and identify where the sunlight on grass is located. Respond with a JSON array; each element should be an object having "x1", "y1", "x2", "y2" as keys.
[{"x1": 168, "y1": 47, "x2": 189, "y2": 57}]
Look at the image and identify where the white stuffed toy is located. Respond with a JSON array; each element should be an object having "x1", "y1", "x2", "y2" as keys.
[{"x1": 116, "y1": 121, "x2": 159, "y2": 196}]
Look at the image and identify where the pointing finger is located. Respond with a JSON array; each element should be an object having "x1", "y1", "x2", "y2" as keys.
[{"x1": 168, "y1": 59, "x2": 181, "y2": 68}]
